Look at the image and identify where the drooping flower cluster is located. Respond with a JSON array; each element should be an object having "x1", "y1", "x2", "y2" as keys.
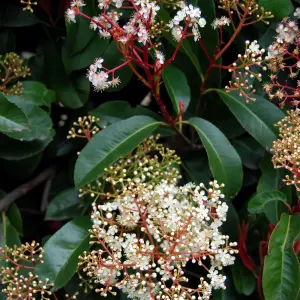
[
  {"x1": 263, "y1": 17, "x2": 300, "y2": 107},
  {"x1": 0, "y1": 52, "x2": 31, "y2": 95},
  {"x1": 271, "y1": 109, "x2": 300, "y2": 190},
  {"x1": 79, "y1": 180, "x2": 237, "y2": 299}
]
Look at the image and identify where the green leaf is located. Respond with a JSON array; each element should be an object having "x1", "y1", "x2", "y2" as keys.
[
  {"x1": 5, "y1": 95, "x2": 53, "y2": 141},
  {"x1": 7, "y1": 203, "x2": 23, "y2": 235},
  {"x1": 188, "y1": 117, "x2": 243, "y2": 197},
  {"x1": 42, "y1": 41, "x2": 88, "y2": 109},
  {"x1": 231, "y1": 258, "x2": 256, "y2": 296},
  {"x1": 65, "y1": 0, "x2": 96, "y2": 55},
  {"x1": 36, "y1": 216, "x2": 92, "y2": 289},
  {"x1": 248, "y1": 191, "x2": 288, "y2": 214},
  {"x1": 0, "y1": 134, "x2": 53, "y2": 160},
  {"x1": 63, "y1": 35, "x2": 109, "y2": 73},
  {"x1": 45, "y1": 188, "x2": 84, "y2": 221},
  {"x1": 0, "y1": 30, "x2": 16, "y2": 54},
  {"x1": 162, "y1": 65, "x2": 191, "y2": 114},
  {"x1": 22, "y1": 81, "x2": 56, "y2": 108},
  {"x1": 215, "y1": 90, "x2": 285, "y2": 150},
  {"x1": 232, "y1": 136, "x2": 264, "y2": 170},
  {"x1": 90, "y1": 101, "x2": 163, "y2": 124},
  {"x1": 258, "y1": 0, "x2": 293, "y2": 19},
  {"x1": 257, "y1": 153, "x2": 284, "y2": 193},
  {"x1": 0, "y1": 216, "x2": 21, "y2": 249},
  {"x1": 158, "y1": 7, "x2": 204, "y2": 80},
  {"x1": 263, "y1": 214, "x2": 300, "y2": 300},
  {"x1": 0, "y1": 93, "x2": 29, "y2": 134},
  {"x1": 74, "y1": 116, "x2": 160, "y2": 188}
]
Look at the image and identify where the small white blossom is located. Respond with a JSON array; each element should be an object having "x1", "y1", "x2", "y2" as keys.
[
  {"x1": 211, "y1": 16, "x2": 230, "y2": 29},
  {"x1": 155, "y1": 51, "x2": 164, "y2": 64},
  {"x1": 294, "y1": 7, "x2": 300, "y2": 18},
  {"x1": 65, "y1": 8, "x2": 76, "y2": 23}
]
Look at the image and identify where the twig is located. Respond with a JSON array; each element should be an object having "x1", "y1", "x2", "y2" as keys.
[
  {"x1": 0, "y1": 166, "x2": 56, "y2": 212},
  {"x1": 40, "y1": 176, "x2": 54, "y2": 212}
]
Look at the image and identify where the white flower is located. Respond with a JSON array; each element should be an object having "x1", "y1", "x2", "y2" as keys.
[
  {"x1": 171, "y1": 26, "x2": 182, "y2": 42},
  {"x1": 248, "y1": 40, "x2": 261, "y2": 54},
  {"x1": 155, "y1": 51, "x2": 164, "y2": 64},
  {"x1": 65, "y1": 8, "x2": 76, "y2": 23},
  {"x1": 137, "y1": 25, "x2": 149, "y2": 44},
  {"x1": 294, "y1": 7, "x2": 300, "y2": 18},
  {"x1": 70, "y1": 0, "x2": 85, "y2": 8},
  {"x1": 211, "y1": 16, "x2": 230, "y2": 29}
]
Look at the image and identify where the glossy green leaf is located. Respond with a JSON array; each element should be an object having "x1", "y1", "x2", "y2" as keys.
[
  {"x1": 188, "y1": 117, "x2": 243, "y2": 197},
  {"x1": 258, "y1": 0, "x2": 293, "y2": 19},
  {"x1": 257, "y1": 153, "x2": 284, "y2": 193},
  {"x1": 248, "y1": 191, "x2": 288, "y2": 214},
  {"x1": 36, "y1": 216, "x2": 92, "y2": 289},
  {"x1": 5, "y1": 95, "x2": 52, "y2": 141},
  {"x1": 63, "y1": 35, "x2": 109, "y2": 73},
  {"x1": 90, "y1": 101, "x2": 163, "y2": 124},
  {"x1": 7, "y1": 203, "x2": 23, "y2": 235},
  {"x1": 215, "y1": 90, "x2": 285, "y2": 150},
  {"x1": 0, "y1": 93, "x2": 29, "y2": 134},
  {"x1": 0, "y1": 134, "x2": 53, "y2": 160},
  {"x1": 65, "y1": 0, "x2": 96, "y2": 55},
  {"x1": 263, "y1": 214, "x2": 300, "y2": 300},
  {"x1": 0, "y1": 216, "x2": 21, "y2": 249},
  {"x1": 74, "y1": 116, "x2": 160, "y2": 188},
  {"x1": 158, "y1": 7, "x2": 204, "y2": 80},
  {"x1": 45, "y1": 188, "x2": 84, "y2": 221},
  {"x1": 232, "y1": 136, "x2": 264, "y2": 170},
  {"x1": 231, "y1": 258, "x2": 256, "y2": 296},
  {"x1": 22, "y1": 81, "x2": 56, "y2": 107},
  {"x1": 43, "y1": 41, "x2": 88, "y2": 109},
  {"x1": 162, "y1": 65, "x2": 191, "y2": 113}
]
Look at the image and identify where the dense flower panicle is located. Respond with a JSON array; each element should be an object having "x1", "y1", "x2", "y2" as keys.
[
  {"x1": 79, "y1": 180, "x2": 237, "y2": 299},
  {"x1": 78, "y1": 135, "x2": 182, "y2": 199},
  {"x1": 271, "y1": 110, "x2": 300, "y2": 190}
]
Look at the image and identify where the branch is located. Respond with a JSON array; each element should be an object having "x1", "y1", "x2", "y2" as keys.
[{"x1": 0, "y1": 166, "x2": 56, "y2": 212}]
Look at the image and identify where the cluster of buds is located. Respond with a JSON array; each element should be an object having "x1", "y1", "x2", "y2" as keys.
[
  {"x1": 0, "y1": 241, "x2": 54, "y2": 299},
  {"x1": 79, "y1": 179, "x2": 237, "y2": 299},
  {"x1": 0, "y1": 52, "x2": 31, "y2": 95},
  {"x1": 263, "y1": 14, "x2": 300, "y2": 107},
  {"x1": 20, "y1": 0, "x2": 37, "y2": 13},
  {"x1": 271, "y1": 109, "x2": 300, "y2": 190},
  {"x1": 225, "y1": 40, "x2": 265, "y2": 102},
  {"x1": 218, "y1": 0, "x2": 273, "y2": 24},
  {"x1": 78, "y1": 135, "x2": 181, "y2": 199},
  {"x1": 67, "y1": 115, "x2": 101, "y2": 140}
]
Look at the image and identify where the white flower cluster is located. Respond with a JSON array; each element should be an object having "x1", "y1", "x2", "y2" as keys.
[
  {"x1": 81, "y1": 180, "x2": 237, "y2": 299},
  {"x1": 168, "y1": 4, "x2": 206, "y2": 41},
  {"x1": 294, "y1": 7, "x2": 300, "y2": 19},
  {"x1": 87, "y1": 58, "x2": 120, "y2": 91},
  {"x1": 65, "y1": 0, "x2": 85, "y2": 23},
  {"x1": 266, "y1": 20, "x2": 299, "y2": 60},
  {"x1": 211, "y1": 16, "x2": 230, "y2": 30}
]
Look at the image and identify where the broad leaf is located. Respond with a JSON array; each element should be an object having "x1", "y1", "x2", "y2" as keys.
[
  {"x1": 231, "y1": 259, "x2": 256, "y2": 296},
  {"x1": 74, "y1": 116, "x2": 160, "y2": 188},
  {"x1": 5, "y1": 95, "x2": 53, "y2": 141},
  {"x1": 263, "y1": 214, "x2": 300, "y2": 300},
  {"x1": 215, "y1": 90, "x2": 285, "y2": 150},
  {"x1": 248, "y1": 191, "x2": 288, "y2": 214},
  {"x1": 257, "y1": 153, "x2": 284, "y2": 193},
  {"x1": 45, "y1": 188, "x2": 84, "y2": 221},
  {"x1": 258, "y1": 0, "x2": 293, "y2": 19},
  {"x1": 36, "y1": 216, "x2": 92, "y2": 289},
  {"x1": 22, "y1": 81, "x2": 56, "y2": 108},
  {"x1": 188, "y1": 117, "x2": 243, "y2": 197},
  {"x1": 162, "y1": 65, "x2": 191, "y2": 113},
  {"x1": 0, "y1": 93, "x2": 29, "y2": 134},
  {"x1": 7, "y1": 203, "x2": 23, "y2": 235}
]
